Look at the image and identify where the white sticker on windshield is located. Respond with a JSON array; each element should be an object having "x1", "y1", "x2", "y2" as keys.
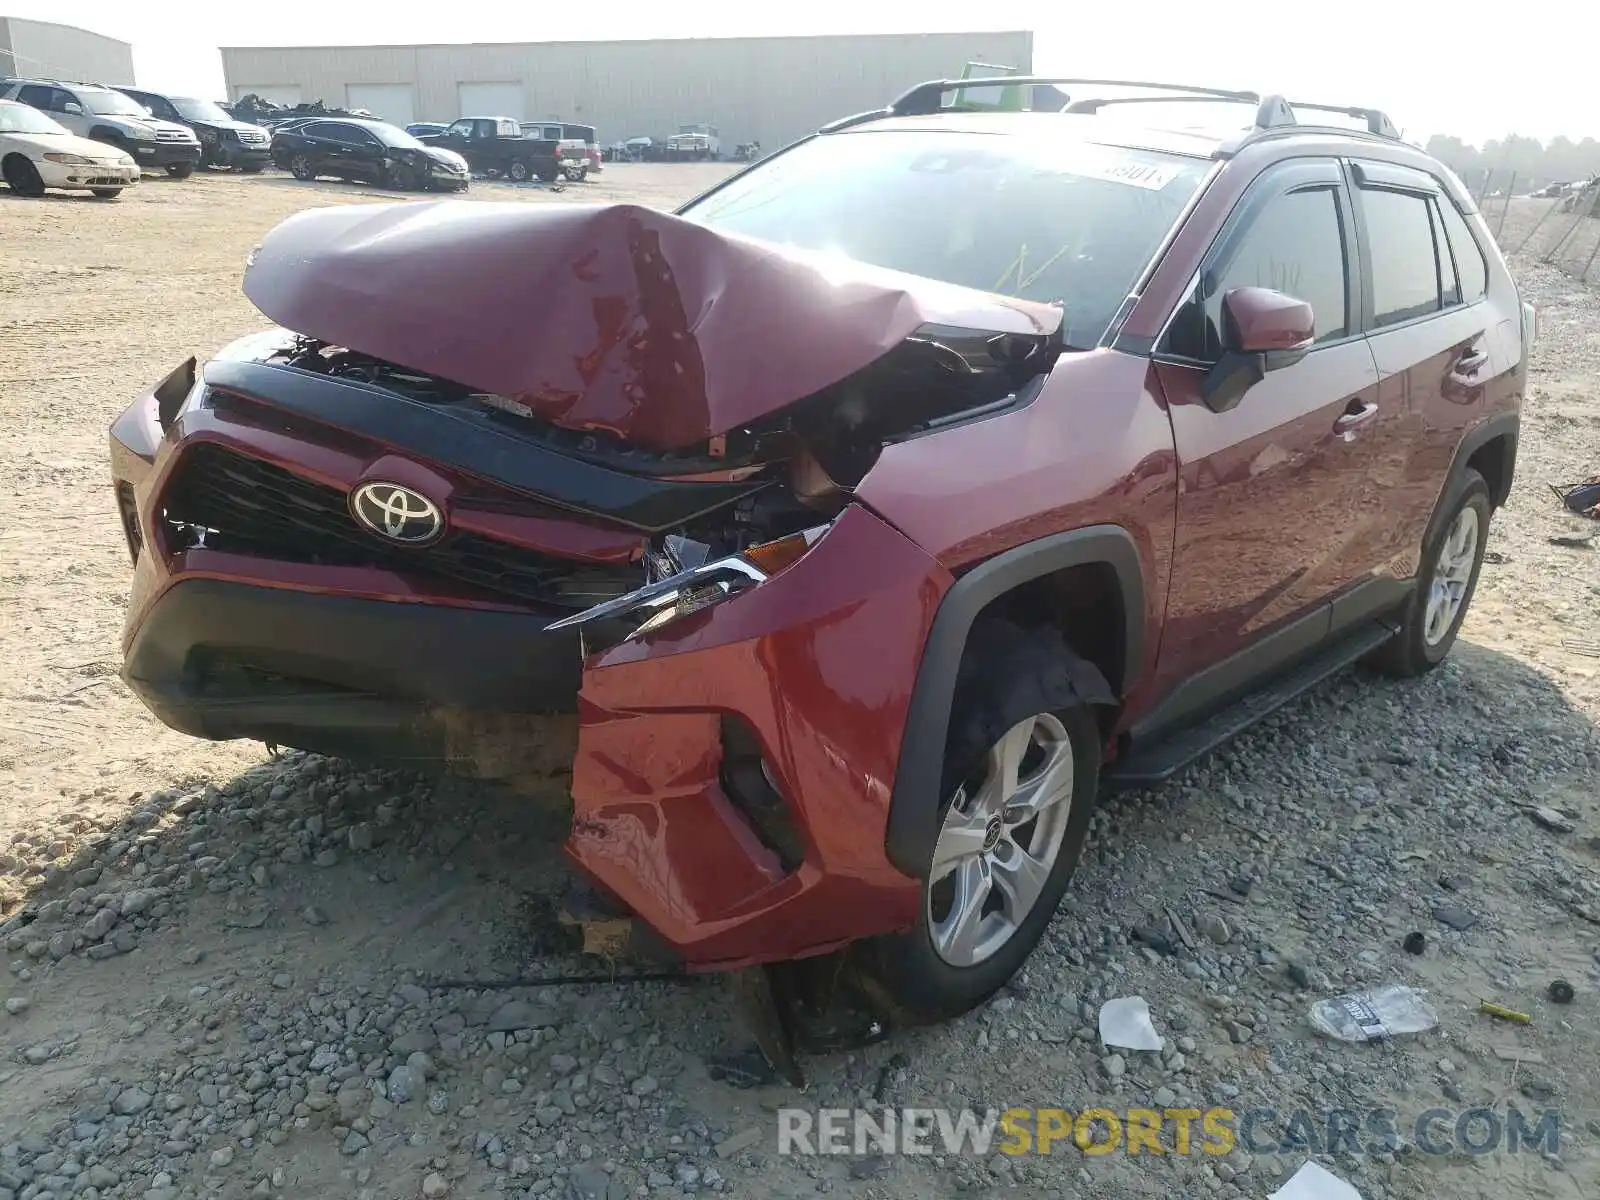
[{"x1": 1077, "y1": 159, "x2": 1186, "y2": 191}]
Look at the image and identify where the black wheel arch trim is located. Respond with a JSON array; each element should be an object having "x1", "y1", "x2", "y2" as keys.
[
  {"x1": 1448, "y1": 410, "x2": 1519, "y2": 510},
  {"x1": 884, "y1": 524, "x2": 1145, "y2": 877}
]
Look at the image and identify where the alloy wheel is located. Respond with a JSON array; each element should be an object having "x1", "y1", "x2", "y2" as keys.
[
  {"x1": 1423, "y1": 506, "x2": 1481, "y2": 646},
  {"x1": 926, "y1": 712, "x2": 1075, "y2": 967}
]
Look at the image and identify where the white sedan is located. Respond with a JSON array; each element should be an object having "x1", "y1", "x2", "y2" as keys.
[{"x1": 1, "y1": 99, "x2": 140, "y2": 199}]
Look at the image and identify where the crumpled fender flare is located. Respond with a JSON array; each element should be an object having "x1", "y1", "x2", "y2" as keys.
[{"x1": 883, "y1": 524, "x2": 1145, "y2": 878}]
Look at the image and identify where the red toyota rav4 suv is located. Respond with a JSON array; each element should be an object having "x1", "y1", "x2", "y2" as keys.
[{"x1": 108, "y1": 79, "x2": 1530, "y2": 1028}]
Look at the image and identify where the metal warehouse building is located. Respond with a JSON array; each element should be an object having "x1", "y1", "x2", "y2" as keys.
[
  {"x1": 220, "y1": 31, "x2": 1032, "y2": 150},
  {"x1": 0, "y1": 17, "x2": 133, "y2": 85}
]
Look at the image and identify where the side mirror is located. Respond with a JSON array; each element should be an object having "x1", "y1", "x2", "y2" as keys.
[
  {"x1": 1201, "y1": 287, "x2": 1316, "y2": 413},
  {"x1": 63, "y1": 101, "x2": 84, "y2": 115}
]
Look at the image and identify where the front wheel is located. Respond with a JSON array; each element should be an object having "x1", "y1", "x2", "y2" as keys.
[
  {"x1": 382, "y1": 162, "x2": 418, "y2": 191},
  {"x1": 90, "y1": 188, "x2": 122, "y2": 200},
  {"x1": 1369, "y1": 467, "x2": 1491, "y2": 677},
  {"x1": 166, "y1": 161, "x2": 196, "y2": 179},
  {"x1": 855, "y1": 621, "x2": 1104, "y2": 1024},
  {"x1": 2, "y1": 154, "x2": 46, "y2": 198}
]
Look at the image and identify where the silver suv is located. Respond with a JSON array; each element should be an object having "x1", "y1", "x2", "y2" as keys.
[{"x1": 0, "y1": 79, "x2": 201, "y2": 177}]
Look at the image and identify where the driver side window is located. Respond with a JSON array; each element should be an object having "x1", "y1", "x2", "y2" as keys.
[
  {"x1": 1166, "y1": 185, "x2": 1350, "y2": 362},
  {"x1": 447, "y1": 119, "x2": 474, "y2": 138}
]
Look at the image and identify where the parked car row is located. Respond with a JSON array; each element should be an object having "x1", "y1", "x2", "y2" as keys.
[{"x1": 2, "y1": 78, "x2": 696, "y2": 202}]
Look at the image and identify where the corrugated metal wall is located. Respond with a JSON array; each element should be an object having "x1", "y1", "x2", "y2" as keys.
[
  {"x1": 221, "y1": 32, "x2": 1033, "y2": 148},
  {"x1": 1, "y1": 18, "x2": 135, "y2": 86}
]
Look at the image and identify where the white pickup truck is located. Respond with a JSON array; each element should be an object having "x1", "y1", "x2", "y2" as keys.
[{"x1": 665, "y1": 123, "x2": 720, "y2": 161}]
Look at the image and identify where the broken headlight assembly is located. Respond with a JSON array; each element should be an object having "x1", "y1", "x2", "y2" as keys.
[{"x1": 545, "y1": 523, "x2": 832, "y2": 646}]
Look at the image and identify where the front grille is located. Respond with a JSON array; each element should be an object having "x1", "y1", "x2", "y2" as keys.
[
  {"x1": 163, "y1": 444, "x2": 641, "y2": 609},
  {"x1": 155, "y1": 128, "x2": 193, "y2": 143}
]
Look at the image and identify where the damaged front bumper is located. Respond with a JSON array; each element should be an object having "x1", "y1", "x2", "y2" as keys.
[{"x1": 563, "y1": 504, "x2": 950, "y2": 969}]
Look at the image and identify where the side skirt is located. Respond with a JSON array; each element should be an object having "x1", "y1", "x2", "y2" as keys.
[{"x1": 1106, "y1": 578, "x2": 1409, "y2": 787}]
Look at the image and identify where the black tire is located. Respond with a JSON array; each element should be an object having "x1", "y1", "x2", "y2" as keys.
[
  {"x1": 508, "y1": 159, "x2": 532, "y2": 183},
  {"x1": 855, "y1": 620, "x2": 1104, "y2": 1024},
  {"x1": 2, "y1": 154, "x2": 46, "y2": 198},
  {"x1": 166, "y1": 161, "x2": 196, "y2": 179},
  {"x1": 289, "y1": 154, "x2": 315, "y2": 181},
  {"x1": 382, "y1": 162, "x2": 418, "y2": 191},
  {"x1": 563, "y1": 162, "x2": 586, "y2": 182},
  {"x1": 1369, "y1": 467, "x2": 1492, "y2": 678},
  {"x1": 535, "y1": 164, "x2": 559, "y2": 183},
  {"x1": 89, "y1": 188, "x2": 122, "y2": 200}
]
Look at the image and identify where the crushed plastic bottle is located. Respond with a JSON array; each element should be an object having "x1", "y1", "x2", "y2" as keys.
[{"x1": 1308, "y1": 984, "x2": 1438, "y2": 1043}]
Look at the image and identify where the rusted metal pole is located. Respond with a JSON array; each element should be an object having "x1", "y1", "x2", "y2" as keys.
[
  {"x1": 1541, "y1": 206, "x2": 1590, "y2": 269},
  {"x1": 1578, "y1": 224, "x2": 1600, "y2": 283},
  {"x1": 1494, "y1": 172, "x2": 1516, "y2": 241},
  {"x1": 1514, "y1": 197, "x2": 1565, "y2": 256}
]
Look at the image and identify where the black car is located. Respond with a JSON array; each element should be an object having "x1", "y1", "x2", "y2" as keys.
[
  {"x1": 117, "y1": 89, "x2": 272, "y2": 172},
  {"x1": 270, "y1": 118, "x2": 469, "y2": 191}
]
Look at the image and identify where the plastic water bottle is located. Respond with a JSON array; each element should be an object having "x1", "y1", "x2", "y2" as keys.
[{"x1": 1309, "y1": 984, "x2": 1438, "y2": 1042}]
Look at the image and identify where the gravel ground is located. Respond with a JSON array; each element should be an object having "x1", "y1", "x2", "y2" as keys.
[{"x1": 2, "y1": 167, "x2": 1599, "y2": 1200}]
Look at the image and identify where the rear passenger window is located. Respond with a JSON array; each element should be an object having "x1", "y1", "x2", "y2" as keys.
[
  {"x1": 1360, "y1": 188, "x2": 1442, "y2": 327},
  {"x1": 1432, "y1": 201, "x2": 1460, "y2": 306},
  {"x1": 1435, "y1": 198, "x2": 1488, "y2": 302},
  {"x1": 1166, "y1": 185, "x2": 1349, "y2": 360}
]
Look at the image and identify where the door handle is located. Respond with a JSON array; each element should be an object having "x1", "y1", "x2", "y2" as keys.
[
  {"x1": 1455, "y1": 348, "x2": 1489, "y2": 375},
  {"x1": 1334, "y1": 400, "x2": 1379, "y2": 437}
]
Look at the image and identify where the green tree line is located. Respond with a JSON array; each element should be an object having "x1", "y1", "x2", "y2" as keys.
[{"x1": 1425, "y1": 133, "x2": 1600, "y2": 194}]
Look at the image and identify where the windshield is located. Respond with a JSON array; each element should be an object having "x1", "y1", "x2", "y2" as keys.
[
  {"x1": 173, "y1": 97, "x2": 233, "y2": 123},
  {"x1": 80, "y1": 88, "x2": 150, "y2": 117},
  {"x1": 368, "y1": 123, "x2": 425, "y2": 149},
  {"x1": 0, "y1": 104, "x2": 68, "y2": 135},
  {"x1": 681, "y1": 129, "x2": 1208, "y2": 347},
  {"x1": 677, "y1": 124, "x2": 711, "y2": 135}
]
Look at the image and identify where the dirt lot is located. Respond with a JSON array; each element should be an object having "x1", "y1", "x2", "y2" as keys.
[{"x1": 2, "y1": 167, "x2": 1599, "y2": 1200}]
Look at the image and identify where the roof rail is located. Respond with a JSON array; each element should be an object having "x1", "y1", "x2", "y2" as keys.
[
  {"x1": 827, "y1": 78, "x2": 1401, "y2": 145},
  {"x1": 889, "y1": 76, "x2": 1260, "y2": 117},
  {"x1": 1279, "y1": 97, "x2": 1399, "y2": 139}
]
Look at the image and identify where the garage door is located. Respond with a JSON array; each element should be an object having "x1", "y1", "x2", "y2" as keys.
[
  {"x1": 457, "y1": 82, "x2": 525, "y2": 121},
  {"x1": 235, "y1": 85, "x2": 302, "y2": 107},
  {"x1": 345, "y1": 84, "x2": 416, "y2": 127}
]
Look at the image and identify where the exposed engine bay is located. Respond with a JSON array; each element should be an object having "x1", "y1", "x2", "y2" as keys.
[{"x1": 266, "y1": 319, "x2": 1060, "y2": 566}]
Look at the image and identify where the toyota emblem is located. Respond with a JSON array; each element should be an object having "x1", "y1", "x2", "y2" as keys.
[{"x1": 350, "y1": 481, "x2": 444, "y2": 545}]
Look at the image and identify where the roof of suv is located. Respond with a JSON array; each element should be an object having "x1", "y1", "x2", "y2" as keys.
[
  {"x1": 825, "y1": 76, "x2": 1413, "y2": 159},
  {"x1": 819, "y1": 75, "x2": 1470, "y2": 205}
]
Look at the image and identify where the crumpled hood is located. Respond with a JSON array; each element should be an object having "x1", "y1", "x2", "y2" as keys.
[{"x1": 242, "y1": 200, "x2": 1061, "y2": 451}]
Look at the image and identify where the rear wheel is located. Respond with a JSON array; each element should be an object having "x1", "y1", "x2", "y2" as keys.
[
  {"x1": 1370, "y1": 468, "x2": 1491, "y2": 677},
  {"x1": 89, "y1": 187, "x2": 122, "y2": 200},
  {"x1": 289, "y1": 154, "x2": 315, "y2": 181},
  {"x1": 856, "y1": 620, "x2": 1103, "y2": 1024},
  {"x1": 507, "y1": 158, "x2": 531, "y2": 183},
  {"x1": 563, "y1": 161, "x2": 586, "y2": 182},
  {"x1": 166, "y1": 161, "x2": 196, "y2": 179},
  {"x1": 2, "y1": 154, "x2": 45, "y2": 198}
]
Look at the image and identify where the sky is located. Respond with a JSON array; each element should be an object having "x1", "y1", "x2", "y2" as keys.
[{"x1": 5, "y1": 0, "x2": 1594, "y2": 148}]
